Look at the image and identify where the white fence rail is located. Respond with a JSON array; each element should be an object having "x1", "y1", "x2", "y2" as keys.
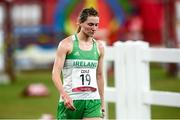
[{"x1": 104, "y1": 41, "x2": 180, "y2": 119}]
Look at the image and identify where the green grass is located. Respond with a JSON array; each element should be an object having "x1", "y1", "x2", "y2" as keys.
[
  {"x1": 150, "y1": 63, "x2": 180, "y2": 119},
  {"x1": 0, "y1": 63, "x2": 180, "y2": 119},
  {"x1": 0, "y1": 70, "x2": 59, "y2": 119}
]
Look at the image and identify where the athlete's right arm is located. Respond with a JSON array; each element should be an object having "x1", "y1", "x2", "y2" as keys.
[{"x1": 52, "y1": 38, "x2": 75, "y2": 111}]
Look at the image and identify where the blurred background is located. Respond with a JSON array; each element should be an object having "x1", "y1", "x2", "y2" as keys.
[{"x1": 0, "y1": 0, "x2": 179, "y2": 119}]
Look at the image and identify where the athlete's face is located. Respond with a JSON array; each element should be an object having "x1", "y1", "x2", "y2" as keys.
[{"x1": 80, "y1": 16, "x2": 99, "y2": 37}]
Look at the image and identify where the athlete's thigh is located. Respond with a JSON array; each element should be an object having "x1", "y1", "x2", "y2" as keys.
[
  {"x1": 57, "y1": 101, "x2": 84, "y2": 119},
  {"x1": 83, "y1": 100, "x2": 102, "y2": 119}
]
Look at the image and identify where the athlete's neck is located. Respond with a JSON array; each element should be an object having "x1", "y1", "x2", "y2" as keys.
[{"x1": 77, "y1": 32, "x2": 93, "y2": 42}]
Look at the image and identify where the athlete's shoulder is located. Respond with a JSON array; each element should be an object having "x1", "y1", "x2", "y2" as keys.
[
  {"x1": 96, "y1": 40, "x2": 105, "y2": 48},
  {"x1": 94, "y1": 39, "x2": 105, "y2": 56},
  {"x1": 58, "y1": 35, "x2": 75, "y2": 47},
  {"x1": 57, "y1": 35, "x2": 74, "y2": 52}
]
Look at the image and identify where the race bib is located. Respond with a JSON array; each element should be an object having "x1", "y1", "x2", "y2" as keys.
[{"x1": 72, "y1": 68, "x2": 97, "y2": 92}]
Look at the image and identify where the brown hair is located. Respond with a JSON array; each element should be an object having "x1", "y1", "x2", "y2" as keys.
[{"x1": 77, "y1": 7, "x2": 99, "y2": 33}]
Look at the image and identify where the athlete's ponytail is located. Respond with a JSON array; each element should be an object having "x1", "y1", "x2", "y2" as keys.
[{"x1": 77, "y1": 26, "x2": 81, "y2": 33}]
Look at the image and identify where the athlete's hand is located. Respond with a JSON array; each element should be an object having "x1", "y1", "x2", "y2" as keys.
[
  {"x1": 61, "y1": 92, "x2": 76, "y2": 111},
  {"x1": 101, "y1": 109, "x2": 105, "y2": 118},
  {"x1": 101, "y1": 100, "x2": 105, "y2": 118}
]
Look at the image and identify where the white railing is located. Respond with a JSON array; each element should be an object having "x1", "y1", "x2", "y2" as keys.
[{"x1": 104, "y1": 41, "x2": 180, "y2": 119}]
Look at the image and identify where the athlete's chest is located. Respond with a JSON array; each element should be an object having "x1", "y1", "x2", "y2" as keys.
[{"x1": 64, "y1": 59, "x2": 98, "y2": 69}]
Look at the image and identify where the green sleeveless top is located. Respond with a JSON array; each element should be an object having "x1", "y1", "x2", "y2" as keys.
[
  {"x1": 66, "y1": 34, "x2": 99, "y2": 60},
  {"x1": 61, "y1": 34, "x2": 100, "y2": 101}
]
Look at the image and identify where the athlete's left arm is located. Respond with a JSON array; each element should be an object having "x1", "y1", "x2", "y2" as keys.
[{"x1": 96, "y1": 40, "x2": 105, "y2": 111}]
